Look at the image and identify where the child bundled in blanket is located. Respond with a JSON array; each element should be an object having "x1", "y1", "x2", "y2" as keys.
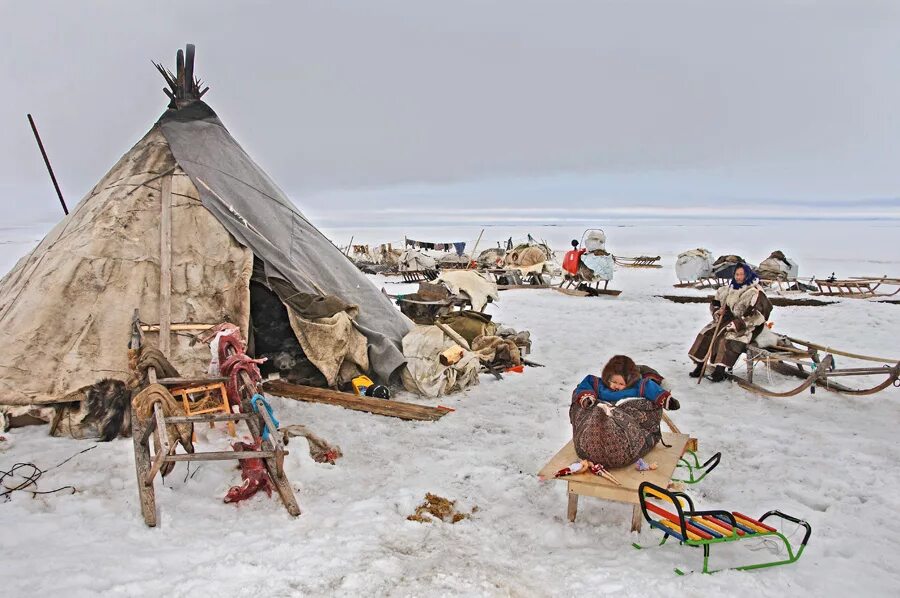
[
  {"x1": 568, "y1": 355, "x2": 681, "y2": 469},
  {"x1": 572, "y1": 355, "x2": 680, "y2": 411}
]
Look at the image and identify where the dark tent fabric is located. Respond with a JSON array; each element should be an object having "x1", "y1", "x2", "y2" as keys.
[{"x1": 157, "y1": 103, "x2": 412, "y2": 382}]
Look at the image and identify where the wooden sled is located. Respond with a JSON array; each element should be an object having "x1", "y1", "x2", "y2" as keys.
[
  {"x1": 130, "y1": 317, "x2": 300, "y2": 527},
  {"x1": 635, "y1": 482, "x2": 811, "y2": 574},
  {"x1": 658, "y1": 294, "x2": 835, "y2": 308},
  {"x1": 759, "y1": 277, "x2": 817, "y2": 294},
  {"x1": 482, "y1": 268, "x2": 549, "y2": 290},
  {"x1": 613, "y1": 255, "x2": 662, "y2": 268},
  {"x1": 725, "y1": 337, "x2": 900, "y2": 398},
  {"x1": 673, "y1": 276, "x2": 729, "y2": 290},
  {"x1": 811, "y1": 276, "x2": 900, "y2": 298},
  {"x1": 399, "y1": 269, "x2": 439, "y2": 283},
  {"x1": 557, "y1": 276, "x2": 622, "y2": 297},
  {"x1": 538, "y1": 433, "x2": 697, "y2": 531}
]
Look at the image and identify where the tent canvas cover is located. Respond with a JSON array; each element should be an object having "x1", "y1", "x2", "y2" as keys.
[{"x1": 0, "y1": 45, "x2": 412, "y2": 407}]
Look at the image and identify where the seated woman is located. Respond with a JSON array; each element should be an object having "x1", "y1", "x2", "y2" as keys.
[
  {"x1": 688, "y1": 263, "x2": 773, "y2": 382},
  {"x1": 569, "y1": 355, "x2": 679, "y2": 469}
]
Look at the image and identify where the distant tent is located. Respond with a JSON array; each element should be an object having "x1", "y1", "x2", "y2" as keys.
[{"x1": 0, "y1": 45, "x2": 412, "y2": 406}]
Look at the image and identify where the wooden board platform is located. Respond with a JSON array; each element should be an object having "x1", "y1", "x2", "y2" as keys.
[
  {"x1": 658, "y1": 294, "x2": 834, "y2": 307},
  {"x1": 554, "y1": 287, "x2": 622, "y2": 297},
  {"x1": 263, "y1": 379, "x2": 451, "y2": 422},
  {"x1": 497, "y1": 284, "x2": 552, "y2": 291},
  {"x1": 539, "y1": 432, "x2": 690, "y2": 529}
]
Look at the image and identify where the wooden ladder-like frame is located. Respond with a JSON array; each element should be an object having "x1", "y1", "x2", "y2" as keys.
[{"x1": 132, "y1": 368, "x2": 301, "y2": 526}]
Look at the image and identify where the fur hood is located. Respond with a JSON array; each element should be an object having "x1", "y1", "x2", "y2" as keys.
[{"x1": 601, "y1": 355, "x2": 641, "y2": 387}]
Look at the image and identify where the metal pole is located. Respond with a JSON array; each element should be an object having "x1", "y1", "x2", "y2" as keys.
[{"x1": 26, "y1": 114, "x2": 68, "y2": 215}]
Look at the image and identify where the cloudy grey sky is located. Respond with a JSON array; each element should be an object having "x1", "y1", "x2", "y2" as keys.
[{"x1": 2, "y1": 0, "x2": 900, "y2": 224}]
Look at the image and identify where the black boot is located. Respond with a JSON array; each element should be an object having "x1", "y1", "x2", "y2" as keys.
[
  {"x1": 709, "y1": 365, "x2": 726, "y2": 382},
  {"x1": 689, "y1": 362, "x2": 704, "y2": 378}
]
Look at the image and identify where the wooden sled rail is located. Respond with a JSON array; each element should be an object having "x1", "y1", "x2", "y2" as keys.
[
  {"x1": 784, "y1": 336, "x2": 899, "y2": 364},
  {"x1": 658, "y1": 295, "x2": 834, "y2": 308},
  {"x1": 613, "y1": 255, "x2": 662, "y2": 268},
  {"x1": 728, "y1": 354, "x2": 900, "y2": 397},
  {"x1": 263, "y1": 379, "x2": 450, "y2": 422},
  {"x1": 811, "y1": 276, "x2": 900, "y2": 298}
]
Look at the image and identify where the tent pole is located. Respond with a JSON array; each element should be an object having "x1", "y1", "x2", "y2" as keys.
[
  {"x1": 467, "y1": 229, "x2": 485, "y2": 269},
  {"x1": 159, "y1": 175, "x2": 172, "y2": 357},
  {"x1": 26, "y1": 114, "x2": 69, "y2": 215}
]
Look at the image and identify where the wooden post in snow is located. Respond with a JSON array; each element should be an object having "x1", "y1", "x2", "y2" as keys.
[{"x1": 159, "y1": 175, "x2": 172, "y2": 357}]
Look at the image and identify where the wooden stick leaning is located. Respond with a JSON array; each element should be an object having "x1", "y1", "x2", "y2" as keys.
[
  {"x1": 466, "y1": 228, "x2": 485, "y2": 270},
  {"x1": 436, "y1": 322, "x2": 471, "y2": 350},
  {"x1": 698, "y1": 313, "x2": 726, "y2": 385}
]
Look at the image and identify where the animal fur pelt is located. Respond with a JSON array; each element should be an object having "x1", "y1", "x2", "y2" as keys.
[
  {"x1": 471, "y1": 335, "x2": 522, "y2": 368},
  {"x1": 132, "y1": 384, "x2": 194, "y2": 477},
  {"x1": 279, "y1": 424, "x2": 343, "y2": 464},
  {"x1": 46, "y1": 379, "x2": 132, "y2": 441},
  {"x1": 85, "y1": 379, "x2": 132, "y2": 441}
]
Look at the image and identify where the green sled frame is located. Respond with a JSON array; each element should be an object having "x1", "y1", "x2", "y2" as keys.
[
  {"x1": 633, "y1": 481, "x2": 812, "y2": 575},
  {"x1": 673, "y1": 450, "x2": 721, "y2": 484}
]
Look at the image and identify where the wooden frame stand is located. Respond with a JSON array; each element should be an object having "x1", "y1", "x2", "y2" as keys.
[{"x1": 539, "y1": 432, "x2": 691, "y2": 532}]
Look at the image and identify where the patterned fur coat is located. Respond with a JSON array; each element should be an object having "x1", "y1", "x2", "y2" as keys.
[{"x1": 709, "y1": 282, "x2": 770, "y2": 345}]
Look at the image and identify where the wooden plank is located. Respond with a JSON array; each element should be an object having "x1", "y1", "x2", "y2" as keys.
[
  {"x1": 145, "y1": 403, "x2": 171, "y2": 484},
  {"x1": 538, "y1": 433, "x2": 691, "y2": 505},
  {"x1": 255, "y1": 403, "x2": 286, "y2": 475},
  {"x1": 143, "y1": 323, "x2": 215, "y2": 333},
  {"x1": 164, "y1": 451, "x2": 276, "y2": 462},
  {"x1": 661, "y1": 412, "x2": 680, "y2": 434},
  {"x1": 131, "y1": 410, "x2": 157, "y2": 526},
  {"x1": 164, "y1": 413, "x2": 253, "y2": 424},
  {"x1": 498, "y1": 284, "x2": 551, "y2": 291},
  {"x1": 263, "y1": 379, "x2": 451, "y2": 422},
  {"x1": 436, "y1": 322, "x2": 471, "y2": 350},
  {"x1": 554, "y1": 287, "x2": 622, "y2": 298},
  {"x1": 158, "y1": 174, "x2": 172, "y2": 357},
  {"x1": 658, "y1": 294, "x2": 834, "y2": 307},
  {"x1": 236, "y1": 371, "x2": 301, "y2": 517},
  {"x1": 138, "y1": 410, "x2": 158, "y2": 444},
  {"x1": 156, "y1": 376, "x2": 229, "y2": 387}
]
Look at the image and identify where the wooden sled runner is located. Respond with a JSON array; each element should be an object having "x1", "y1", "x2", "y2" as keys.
[
  {"x1": 635, "y1": 482, "x2": 811, "y2": 574},
  {"x1": 725, "y1": 336, "x2": 900, "y2": 398},
  {"x1": 613, "y1": 255, "x2": 662, "y2": 268},
  {"x1": 557, "y1": 278, "x2": 622, "y2": 297}
]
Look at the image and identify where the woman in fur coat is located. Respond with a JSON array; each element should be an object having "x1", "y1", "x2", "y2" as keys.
[{"x1": 688, "y1": 263, "x2": 773, "y2": 382}]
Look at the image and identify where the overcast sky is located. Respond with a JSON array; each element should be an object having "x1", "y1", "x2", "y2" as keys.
[{"x1": 2, "y1": 0, "x2": 900, "y2": 224}]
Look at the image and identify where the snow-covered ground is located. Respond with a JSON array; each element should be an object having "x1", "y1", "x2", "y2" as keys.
[{"x1": 1, "y1": 219, "x2": 899, "y2": 596}]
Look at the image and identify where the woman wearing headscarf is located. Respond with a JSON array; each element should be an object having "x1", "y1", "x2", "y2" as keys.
[{"x1": 688, "y1": 263, "x2": 773, "y2": 382}]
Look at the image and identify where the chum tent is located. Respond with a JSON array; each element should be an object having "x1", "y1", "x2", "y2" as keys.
[{"x1": 0, "y1": 45, "x2": 412, "y2": 407}]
